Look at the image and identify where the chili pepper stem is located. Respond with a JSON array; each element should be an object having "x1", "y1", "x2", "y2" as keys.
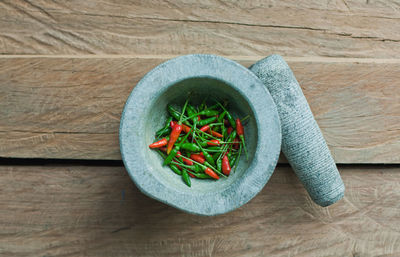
[
  {"x1": 195, "y1": 129, "x2": 220, "y2": 140},
  {"x1": 208, "y1": 123, "x2": 224, "y2": 127},
  {"x1": 171, "y1": 161, "x2": 193, "y2": 169},
  {"x1": 216, "y1": 131, "x2": 236, "y2": 164},
  {"x1": 156, "y1": 149, "x2": 167, "y2": 158},
  {"x1": 215, "y1": 101, "x2": 236, "y2": 128},
  {"x1": 179, "y1": 98, "x2": 190, "y2": 124},
  {"x1": 239, "y1": 136, "x2": 248, "y2": 160},
  {"x1": 233, "y1": 144, "x2": 242, "y2": 173},
  {"x1": 241, "y1": 115, "x2": 250, "y2": 123},
  {"x1": 191, "y1": 120, "x2": 197, "y2": 143},
  {"x1": 202, "y1": 149, "x2": 226, "y2": 153}
]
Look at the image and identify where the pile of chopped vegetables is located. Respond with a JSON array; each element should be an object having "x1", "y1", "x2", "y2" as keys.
[{"x1": 148, "y1": 98, "x2": 248, "y2": 187}]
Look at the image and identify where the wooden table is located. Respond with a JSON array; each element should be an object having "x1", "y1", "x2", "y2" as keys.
[{"x1": 1, "y1": 1, "x2": 399, "y2": 256}]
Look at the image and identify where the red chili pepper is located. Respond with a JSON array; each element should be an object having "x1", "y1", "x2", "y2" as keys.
[
  {"x1": 175, "y1": 164, "x2": 182, "y2": 170},
  {"x1": 182, "y1": 124, "x2": 191, "y2": 133},
  {"x1": 227, "y1": 127, "x2": 233, "y2": 135},
  {"x1": 172, "y1": 120, "x2": 191, "y2": 133},
  {"x1": 167, "y1": 124, "x2": 182, "y2": 154},
  {"x1": 235, "y1": 118, "x2": 248, "y2": 160},
  {"x1": 159, "y1": 147, "x2": 167, "y2": 152},
  {"x1": 236, "y1": 118, "x2": 244, "y2": 136},
  {"x1": 183, "y1": 158, "x2": 193, "y2": 166},
  {"x1": 199, "y1": 152, "x2": 205, "y2": 157},
  {"x1": 197, "y1": 116, "x2": 201, "y2": 121},
  {"x1": 204, "y1": 167, "x2": 219, "y2": 180},
  {"x1": 199, "y1": 125, "x2": 210, "y2": 132},
  {"x1": 210, "y1": 130, "x2": 223, "y2": 138},
  {"x1": 233, "y1": 137, "x2": 240, "y2": 149},
  {"x1": 188, "y1": 172, "x2": 195, "y2": 178},
  {"x1": 222, "y1": 155, "x2": 231, "y2": 175},
  {"x1": 190, "y1": 153, "x2": 205, "y2": 164},
  {"x1": 178, "y1": 153, "x2": 193, "y2": 166},
  {"x1": 207, "y1": 139, "x2": 220, "y2": 146},
  {"x1": 149, "y1": 138, "x2": 168, "y2": 148}
]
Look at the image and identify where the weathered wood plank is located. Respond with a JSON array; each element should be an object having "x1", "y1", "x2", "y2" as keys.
[
  {"x1": 0, "y1": 165, "x2": 399, "y2": 256},
  {"x1": 0, "y1": 57, "x2": 399, "y2": 162},
  {"x1": 0, "y1": 0, "x2": 400, "y2": 57}
]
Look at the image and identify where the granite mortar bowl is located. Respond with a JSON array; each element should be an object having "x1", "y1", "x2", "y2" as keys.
[{"x1": 120, "y1": 54, "x2": 281, "y2": 215}]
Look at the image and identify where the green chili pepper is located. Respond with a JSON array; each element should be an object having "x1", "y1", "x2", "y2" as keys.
[
  {"x1": 220, "y1": 125, "x2": 226, "y2": 138},
  {"x1": 194, "y1": 164, "x2": 203, "y2": 173},
  {"x1": 181, "y1": 170, "x2": 191, "y2": 187},
  {"x1": 216, "y1": 158, "x2": 222, "y2": 172},
  {"x1": 195, "y1": 173, "x2": 212, "y2": 179},
  {"x1": 225, "y1": 111, "x2": 236, "y2": 128},
  {"x1": 167, "y1": 104, "x2": 181, "y2": 120},
  {"x1": 229, "y1": 154, "x2": 237, "y2": 167},
  {"x1": 217, "y1": 111, "x2": 227, "y2": 123},
  {"x1": 156, "y1": 117, "x2": 173, "y2": 138},
  {"x1": 197, "y1": 117, "x2": 217, "y2": 126},
  {"x1": 198, "y1": 109, "x2": 219, "y2": 117},
  {"x1": 156, "y1": 127, "x2": 171, "y2": 138},
  {"x1": 169, "y1": 164, "x2": 182, "y2": 175},
  {"x1": 188, "y1": 164, "x2": 202, "y2": 173},
  {"x1": 202, "y1": 150, "x2": 215, "y2": 166},
  {"x1": 163, "y1": 147, "x2": 179, "y2": 166},
  {"x1": 212, "y1": 153, "x2": 219, "y2": 162},
  {"x1": 180, "y1": 143, "x2": 200, "y2": 152},
  {"x1": 186, "y1": 104, "x2": 197, "y2": 123},
  {"x1": 199, "y1": 141, "x2": 208, "y2": 148},
  {"x1": 228, "y1": 130, "x2": 237, "y2": 142},
  {"x1": 206, "y1": 103, "x2": 219, "y2": 110},
  {"x1": 207, "y1": 146, "x2": 222, "y2": 151},
  {"x1": 223, "y1": 126, "x2": 228, "y2": 138}
]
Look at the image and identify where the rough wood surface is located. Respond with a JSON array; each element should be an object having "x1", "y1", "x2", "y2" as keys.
[
  {"x1": 1, "y1": 0, "x2": 400, "y2": 57},
  {"x1": 1, "y1": 57, "x2": 399, "y2": 162},
  {"x1": 0, "y1": 164, "x2": 398, "y2": 256}
]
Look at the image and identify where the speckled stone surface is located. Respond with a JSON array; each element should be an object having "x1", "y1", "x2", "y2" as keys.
[
  {"x1": 250, "y1": 55, "x2": 345, "y2": 207},
  {"x1": 120, "y1": 54, "x2": 281, "y2": 216}
]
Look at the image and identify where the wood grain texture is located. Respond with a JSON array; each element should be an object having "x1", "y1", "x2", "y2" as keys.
[
  {"x1": 1, "y1": 57, "x2": 399, "y2": 162},
  {"x1": 1, "y1": 0, "x2": 400, "y2": 57},
  {"x1": 0, "y1": 164, "x2": 399, "y2": 256}
]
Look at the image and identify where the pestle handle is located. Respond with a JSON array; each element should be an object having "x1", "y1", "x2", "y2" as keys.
[{"x1": 249, "y1": 55, "x2": 345, "y2": 207}]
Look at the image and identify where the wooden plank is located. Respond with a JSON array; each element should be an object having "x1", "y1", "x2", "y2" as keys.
[
  {"x1": 1, "y1": 57, "x2": 399, "y2": 162},
  {"x1": 0, "y1": 0, "x2": 400, "y2": 57},
  {"x1": 0, "y1": 164, "x2": 399, "y2": 256}
]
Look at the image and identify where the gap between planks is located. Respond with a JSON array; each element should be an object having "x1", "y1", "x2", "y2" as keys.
[{"x1": 1, "y1": 54, "x2": 400, "y2": 63}]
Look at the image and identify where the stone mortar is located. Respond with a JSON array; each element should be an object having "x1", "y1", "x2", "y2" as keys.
[{"x1": 120, "y1": 54, "x2": 282, "y2": 216}]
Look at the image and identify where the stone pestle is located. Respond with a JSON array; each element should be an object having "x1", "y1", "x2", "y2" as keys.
[{"x1": 249, "y1": 55, "x2": 345, "y2": 207}]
